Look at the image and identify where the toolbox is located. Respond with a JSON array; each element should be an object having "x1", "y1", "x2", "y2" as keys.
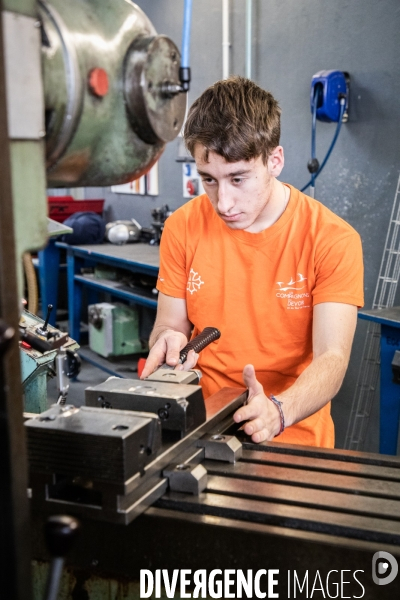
[{"x1": 48, "y1": 196, "x2": 105, "y2": 223}]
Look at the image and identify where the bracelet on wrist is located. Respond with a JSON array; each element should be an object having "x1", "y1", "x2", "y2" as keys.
[{"x1": 268, "y1": 394, "x2": 285, "y2": 435}]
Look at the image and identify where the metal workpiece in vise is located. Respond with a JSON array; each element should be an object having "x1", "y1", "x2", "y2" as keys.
[
  {"x1": 85, "y1": 327, "x2": 221, "y2": 436},
  {"x1": 40, "y1": 0, "x2": 186, "y2": 187},
  {"x1": 85, "y1": 377, "x2": 206, "y2": 437}
]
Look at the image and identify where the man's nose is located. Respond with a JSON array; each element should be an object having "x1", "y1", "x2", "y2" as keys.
[{"x1": 217, "y1": 184, "x2": 235, "y2": 214}]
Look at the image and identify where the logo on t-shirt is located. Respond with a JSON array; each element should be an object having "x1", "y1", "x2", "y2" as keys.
[
  {"x1": 276, "y1": 273, "x2": 310, "y2": 309},
  {"x1": 187, "y1": 268, "x2": 204, "y2": 295}
]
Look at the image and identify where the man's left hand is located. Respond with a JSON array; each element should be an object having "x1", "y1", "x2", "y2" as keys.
[{"x1": 233, "y1": 364, "x2": 282, "y2": 443}]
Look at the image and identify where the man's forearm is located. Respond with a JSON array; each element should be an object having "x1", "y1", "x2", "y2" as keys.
[{"x1": 276, "y1": 350, "x2": 349, "y2": 428}]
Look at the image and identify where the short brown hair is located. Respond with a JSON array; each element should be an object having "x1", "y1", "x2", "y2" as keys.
[{"x1": 184, "y1": 76, "x2": 281, "y2": 164}]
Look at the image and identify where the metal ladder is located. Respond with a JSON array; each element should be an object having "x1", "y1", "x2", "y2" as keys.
[{"x1": 344, "y1": 174, "x2": 400, "y2": 450}]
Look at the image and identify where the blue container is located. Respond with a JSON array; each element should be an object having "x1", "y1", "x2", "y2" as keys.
[{"x1": 310, "y1": 70, "x2": 348, "y2": 123}]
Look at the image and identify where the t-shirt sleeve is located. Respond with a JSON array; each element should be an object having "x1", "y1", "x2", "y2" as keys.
[
  {"x1": 312, "y1": 231, "x2": 364, "y2": 307},
  {"x1": 156, "y1": 216, "x2": 187, "y2": 299}
]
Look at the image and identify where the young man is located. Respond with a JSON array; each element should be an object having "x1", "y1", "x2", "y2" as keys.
[{"x1": 141, "y1": 77, "x2": 364, "y2": 448}]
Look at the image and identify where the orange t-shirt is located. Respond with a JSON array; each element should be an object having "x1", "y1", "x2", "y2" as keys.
[{"x1": 156, "y1": 184, "x2": 364, "y2": 448}]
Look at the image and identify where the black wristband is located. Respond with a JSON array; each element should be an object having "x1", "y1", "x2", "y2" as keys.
[{"x1": 269, "y1": 394, "x2": 285, "y2": 435}]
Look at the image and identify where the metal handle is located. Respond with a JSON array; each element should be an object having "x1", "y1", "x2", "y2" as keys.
[{"x1": 179, "y1": 327, "x2": 221, "y2": 363}]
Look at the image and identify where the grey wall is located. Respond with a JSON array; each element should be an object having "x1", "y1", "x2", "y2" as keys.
[{"x1": 92, "y1": 0, "x2": 400, "y2": 450}]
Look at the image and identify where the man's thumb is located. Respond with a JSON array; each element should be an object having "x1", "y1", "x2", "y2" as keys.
[{"x1": 242, "y1": 364, "x2": 263, "y2": 397}]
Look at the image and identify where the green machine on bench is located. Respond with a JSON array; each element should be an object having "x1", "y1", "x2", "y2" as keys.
[{"x1": 88, "y1": 302, "x2": 145, "y2": 358}]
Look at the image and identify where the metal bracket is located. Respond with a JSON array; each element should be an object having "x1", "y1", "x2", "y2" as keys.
[
  {"x1": 163, "y1": 462, "x2": 207, "y2": 495},
  {"x1": 197, "y1": 434, "x2": 242, "y2": 463}
]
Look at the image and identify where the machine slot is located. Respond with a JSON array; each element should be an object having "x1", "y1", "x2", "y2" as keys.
[
  {"x1": 202, "y1": 459, "x2": 400, "y2": 500},
  {"x1": 239, "y1": 449, "x2": 400, "y2": 481},
  {"x1": 204, "y1": 475, "x2": 400, "y2": 521},
  {"x1": 155, "y1": 491, "x2": 400, "y2": 545}
]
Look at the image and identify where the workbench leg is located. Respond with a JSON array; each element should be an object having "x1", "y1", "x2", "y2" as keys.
[
  {"x1": 38, "y1": 240, "x2": 60, "y2": 326},
  {"x1": 67, "y1": 251, "x2": 83, "y2": 344},
  {"x1": 380, "y1": 324, "x2": 400, "y2": 454}
]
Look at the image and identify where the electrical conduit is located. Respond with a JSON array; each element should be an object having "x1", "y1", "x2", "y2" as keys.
[
  {"x1": 222, "y1": 0, "x2": 230, "y2": 79},
  {"x1": 245, "y1": 0, "x2": 252, "y2": 79},
  {"x1": 180, "y1": 0, "x2": 193, "y2": 91}
]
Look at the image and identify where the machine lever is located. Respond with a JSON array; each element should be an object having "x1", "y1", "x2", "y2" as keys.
[
  {"x1": 179, "y1": 327, "x2": 221, "y2": 363},
  {"x1": 43, "y1": 304, "x2": 53, "y2": 331},
  {"x1": 36, "y1": 304, "x2": 53, "y2": 337},
  {"x1": 44, "y1": 515, "x2": 80, "y2": 600}
]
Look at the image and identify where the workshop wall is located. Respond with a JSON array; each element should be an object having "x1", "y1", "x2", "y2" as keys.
[{"x1": 86, "y1": 0, "x2": 400, "y2": 450}]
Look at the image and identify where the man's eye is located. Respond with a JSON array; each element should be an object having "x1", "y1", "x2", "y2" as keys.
[
  {"x1": 232, "y1": 178, "x2": 243, "y2": 184},
  {"x1": 202, "y1": 178, "x2": 215, "y2": 184}
]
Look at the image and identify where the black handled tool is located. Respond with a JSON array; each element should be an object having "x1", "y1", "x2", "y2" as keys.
[
  {"x1": 44, "y1": 515, "x2": 80, "y2": 600},
  {"x1": 179, "y1": 327, "x2": 221, "y2": 363}
]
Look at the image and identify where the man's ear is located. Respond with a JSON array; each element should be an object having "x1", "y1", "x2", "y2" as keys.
[{"x1": 268, "y1": 146, "x2": 284, "y2": 177}]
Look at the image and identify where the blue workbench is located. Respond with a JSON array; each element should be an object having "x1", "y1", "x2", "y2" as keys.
[
  {"x1": 56, "y1": 242, "x2": 160, "y2": 343},
  {"x1": 359, "y1": 307, "x2": 400, "y2": 455},
  {"x1": 37, "y1": 220, "x2": 73, "y2": 325}
]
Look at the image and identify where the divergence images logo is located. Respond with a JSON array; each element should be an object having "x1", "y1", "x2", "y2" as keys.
[{"x1": 372, "y1": 551, "x2": 398, "y2": 586}]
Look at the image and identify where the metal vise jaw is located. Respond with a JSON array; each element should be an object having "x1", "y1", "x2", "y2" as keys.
[
  {"x1": 25, "y1": 404, "x2": 162, "y2": 521},
  {"x1": 85, "y1": 373, "x2": 206, "y2": 437},
  {"x1": 25, "y1": 404, "x2": 161, "y2": 484}
]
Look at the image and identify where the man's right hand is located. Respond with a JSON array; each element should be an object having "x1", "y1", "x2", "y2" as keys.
[{"x1": 140, "y1": 329, "x2": 198, "y2": 379}]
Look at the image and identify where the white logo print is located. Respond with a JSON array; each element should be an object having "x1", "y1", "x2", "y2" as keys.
[
  {"x1": 276, "y1": 273, "x2": 307, "y2": 291},
  {"x1": 187, "y1": 268, "x2": 204, "y2": 294},
  {"x1": 276, "y1": 273, "x2": 310, "y2": 310}
]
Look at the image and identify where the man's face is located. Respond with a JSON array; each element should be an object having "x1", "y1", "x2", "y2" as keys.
[{"x1": 194, "y1": 144, "x2": 284, "y2": 233}]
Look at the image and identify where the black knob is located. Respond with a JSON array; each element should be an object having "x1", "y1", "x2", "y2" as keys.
[
  {"x1": 44, "y1": 515, "x2": 80, "y2": 558},
  {"x1": 307, "y1": 158, "x2": 320, "y2": 174},
  {"x1": 66, "y1": 350, "x2": 82, "y2": 378}
]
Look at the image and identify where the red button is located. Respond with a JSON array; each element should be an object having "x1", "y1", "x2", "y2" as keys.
[
  {"x1": 21, "y1": 341, "x2": 31, "y2": 349},
  {"x1": 88, "y1": 68, "x2": 109, "y2": 97}
]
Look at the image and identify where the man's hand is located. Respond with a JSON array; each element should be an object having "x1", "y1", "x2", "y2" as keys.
[
  {"x1": 141, "y1": 292, "x2": 193, "y2": 379},
  {"x1": 234, "y1": 304, "x2": 358, "y2": 442},
  {"x1": 140, "y1": 329, "x2": 199, "y2": 379},
  {"x1": 233, "y1": 364, "x2": 282, "y2": 443}
]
